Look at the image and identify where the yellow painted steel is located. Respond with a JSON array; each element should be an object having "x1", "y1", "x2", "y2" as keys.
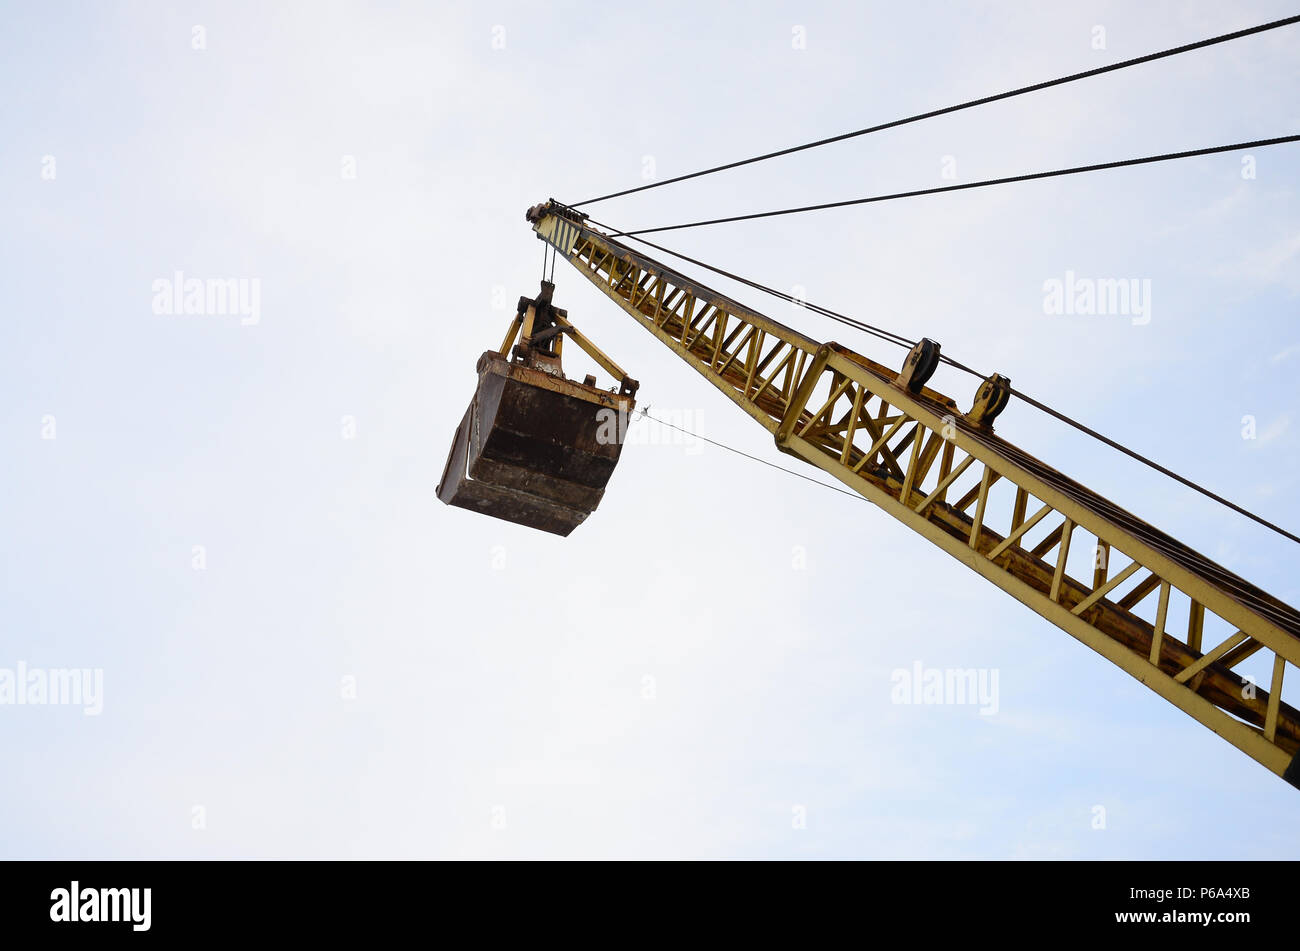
[{"x1": 529, "y1": 203, "x2": 1300, "y2": 787}]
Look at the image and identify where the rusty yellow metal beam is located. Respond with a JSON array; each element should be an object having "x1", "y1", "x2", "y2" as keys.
[{"x1": 528, "y1": 202, "x2": 1300, "y2": 788}]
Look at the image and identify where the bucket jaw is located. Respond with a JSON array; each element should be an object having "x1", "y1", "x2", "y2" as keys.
[{"x1": 437, "y1": 282, "x2": 639, "y2": 536}]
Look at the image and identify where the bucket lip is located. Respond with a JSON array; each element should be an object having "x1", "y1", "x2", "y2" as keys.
[{"x1": 476, "y1": 350, "x2": 635, "y2": 411}]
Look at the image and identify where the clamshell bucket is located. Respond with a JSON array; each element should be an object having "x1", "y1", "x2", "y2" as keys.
[{"x1": 438, "y1": 282, "x2": 638, "y2": 536}]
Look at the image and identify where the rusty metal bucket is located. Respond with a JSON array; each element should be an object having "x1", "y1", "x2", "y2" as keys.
[{"x1": 437, "y1": 282, "x2": 638, "y2": 536}]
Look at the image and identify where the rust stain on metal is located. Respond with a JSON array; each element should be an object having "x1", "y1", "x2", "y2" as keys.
[{"x1": 438, "y1": 285, "x2": 636, "y2": 536}]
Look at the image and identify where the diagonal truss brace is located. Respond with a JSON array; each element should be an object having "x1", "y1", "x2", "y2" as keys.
[{"x1": 528, "y1": 203, "x2": 1300, "y2": 787}]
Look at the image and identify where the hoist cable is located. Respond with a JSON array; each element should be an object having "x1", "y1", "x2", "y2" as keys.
[
  {"x1": 573, "y1": 14, "x2": 1300, "y2": 206},
  {"x1": 586, "y1": 217, "x2": 916, "y2": 351},
  {"x1": 1001, "y1": 379, "x2": 1300, "y2": 545},
  {"x1": 606, "y1": 135, "x2": 1300, "y2": 237}
]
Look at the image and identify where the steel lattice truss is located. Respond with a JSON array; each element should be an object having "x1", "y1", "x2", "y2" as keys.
[{"x1": 530, "y1": 204, "x2": 1300, "y2": 786}]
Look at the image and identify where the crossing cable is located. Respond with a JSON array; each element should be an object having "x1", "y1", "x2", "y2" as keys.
[
  {"x1": 636, "y1": 409, "x2": 867, "y2": 502},
  {"x1": 574, "y1": 14, "x2": 1300, "y2": 206},
  {"x1": 604, "y1": 135, "x2": 1300, "y2": 238},
  {"x1": 584, "y1": 219, "x2": 1300, "y2": 546}
]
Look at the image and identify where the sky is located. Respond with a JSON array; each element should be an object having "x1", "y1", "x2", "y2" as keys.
[{"x1": 1, "y1": 0, "x2": 1298, "y2": 859}]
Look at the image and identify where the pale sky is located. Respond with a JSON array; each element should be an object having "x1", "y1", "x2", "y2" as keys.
[{"x1": 2, "y1": 0, "x2": 1298, "y2": 858}]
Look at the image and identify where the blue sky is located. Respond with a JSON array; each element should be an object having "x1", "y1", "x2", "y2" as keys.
[{"x1": 2, "y1": 0, "x2": 1298, "y2": 858}]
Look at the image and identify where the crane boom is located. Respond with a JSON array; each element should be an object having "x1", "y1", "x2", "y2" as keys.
[{"x1": 526, "y1": 200, "x2": 1300, "y2": 787}]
